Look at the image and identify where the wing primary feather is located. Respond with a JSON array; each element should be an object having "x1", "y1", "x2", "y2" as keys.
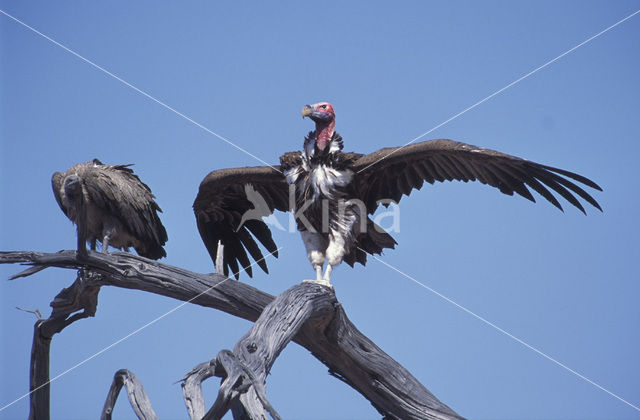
[
  {"x1": 237, "y1": 228, "x2": 270, "y2": 274},
  {"x1": 522, "y1": 174, "x2": 563, "y2": 211},
  {"x1": 244, "y1": 220, "x2": 278, "y2": 256},
  {"x1": 539, "y1": 168, "x2": 602, "y2": 212},
  {"x1": 541, "y1": 164, "x2": 602, "y2": 191},
  {"x1": 196, "y1": 215, "x2": 219, "y2": 263},
  {"x1": 229, "y1": 235, "x2": 252, "y2": 278},
  {"x1": 489, "y1": 164, "x2": 536, "y2": 202},
  {"x1": 225, "y1": 242, "x2": 241, "y2": 279},
  {"x1": 529, "y1": 168, "x2": 586, "y2": 214},
  {"x1": 484, "y1": 162, "x2": 521, "y2": 196}
]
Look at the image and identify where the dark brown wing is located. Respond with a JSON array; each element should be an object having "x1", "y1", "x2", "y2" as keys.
[
  {"x1": 51, "y1": 171, "x2": 69, "y2": 217},
  {"x1": 193, "y1": 166, "x2": 289, "y2": 279},
  {"x1": 352, "y1": 139, "x2": 602, "y2": 214},
  {"x1": 82, "y1": 161, "x2": 168, "y2": 259}
]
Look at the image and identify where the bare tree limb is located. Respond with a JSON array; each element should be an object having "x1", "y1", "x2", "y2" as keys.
[
  {"x1": 101, "y1": 369, "x2": 158, "y2": 420},
  {"x1": 201, "y1": 283, "x2": 333, "y2": 419},
  {"x1": 2, "y1": 250, "x2": 463, "y2": 419},
  {"x1": 179, "y1": 361, "x2": 217, "y2": 420},
  {"x1": 26, "y1": 269, "x2": 101, "y2": 420}
]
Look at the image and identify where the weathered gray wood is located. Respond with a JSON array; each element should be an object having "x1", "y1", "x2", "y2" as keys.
[
  {"x1": 2, "y1": 250, "x2": 463, "y2": 419},
  {"x1": 207, "y1": 351, "x2": 266, "y2": 420},
  {"x1": 200, "y1": 283, "x2": 334, "y2": 419},
  {"x1": 180, "y1": 361, "x2": 217, "y2": 420},
  {"x1": 26, "y1": 270, "x2": 101, "y2": 420},
  {"x1": 101, "y1": 369, "x2": 158, "y2": 420},
  {"x1": 314, "y1": 305, "x2": 459, "y2": 419},
  {"x1": 181, "y1": 358, "x2": 259, "y2": 420},
  {"x1": 4, "y1": 250, "x2": 269, "y2": 321}
]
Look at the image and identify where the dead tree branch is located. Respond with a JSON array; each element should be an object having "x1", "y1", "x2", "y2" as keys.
[
  {"x1": 101, "y1": 369, "x2": 158, "y2": 420},
  {"x1": 198, "y1": 283, "x2": 335, "y2": 419},
  {"x1": 180, "y1": 361, "x2": 218, "y2": 420},
  {"x1": 25, "y1": 269, "x2": 101, "y2": 420},
  {"x1": 2, "y1": 250, "x2": 463, "y2": 419}
]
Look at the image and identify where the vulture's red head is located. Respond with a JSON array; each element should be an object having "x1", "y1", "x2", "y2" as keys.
[
  {"x1": 302, "y1": 102, "x2": 335, "y2": 122},
  {"x1": 302, "y1": 102, "x2": 336, "y2": 150}
]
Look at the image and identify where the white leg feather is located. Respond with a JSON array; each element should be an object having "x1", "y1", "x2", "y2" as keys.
[
  {"x1": 215, "y1": 240, "x2": 225, "y2": 275},
  {"x1": 322, "y1": 230, "x2": 347, "y2": 284},
  {"x1": 300, "y1": 231, "x2": 333, "y2": 288}
]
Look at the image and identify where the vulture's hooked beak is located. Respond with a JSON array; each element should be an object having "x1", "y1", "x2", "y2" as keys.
[{"x1": 302, "y1": 104, "x2": 313, "y2": 119}]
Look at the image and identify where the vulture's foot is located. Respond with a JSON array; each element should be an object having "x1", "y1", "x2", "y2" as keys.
[{"x1": 302, "y1": 279, "x2": 334, "y2": 290}]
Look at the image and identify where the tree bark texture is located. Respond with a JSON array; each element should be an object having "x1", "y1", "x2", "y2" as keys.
[
  {"x1": 2, "y1": 250, "x2": 463, "y2": 420},
  {"x1": 26, "y1": 270, "x2": 101, "y2": 420},
  {"x1": 101, "y1": 369, "x2": 158, "y2": 420},
  {"x1": 192, "y1": 283, "x2": 335, "y2": 419}
]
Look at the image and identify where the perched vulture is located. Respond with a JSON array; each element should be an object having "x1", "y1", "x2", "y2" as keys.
[
  {"x1": 52, "y1": 159, "x2": 168, "y2": 259},
  {"x1": 194, "y1": 102, "x2": 601, "y2": 285}
]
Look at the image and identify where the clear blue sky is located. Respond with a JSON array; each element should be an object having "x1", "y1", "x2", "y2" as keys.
[{"x1": 1, "y1": 1, "x2": 639, "y2": 419}]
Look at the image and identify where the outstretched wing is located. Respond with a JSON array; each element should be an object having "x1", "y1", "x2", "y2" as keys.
[
  {"x1": 82, "y1": 162, "x2": 168, "y2": 259},
  {"x1": 352, "y1": 139, "x2": 602, "y2": 214},
  {"x1": 193, "y1": 166, "x2": 289, "y2": 279}
]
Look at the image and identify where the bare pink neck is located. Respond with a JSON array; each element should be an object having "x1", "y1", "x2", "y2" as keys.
[{"x1": 315, "y1": 120, "x2": 335, "y2": 151}]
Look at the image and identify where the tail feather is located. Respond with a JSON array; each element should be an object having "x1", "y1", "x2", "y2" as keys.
[
  {"x1": 136, "y1": 242, "x2": 167, "y2": 260},
  {"x1": 343, "y1": 219, "x2": 396, "y2": 267}
]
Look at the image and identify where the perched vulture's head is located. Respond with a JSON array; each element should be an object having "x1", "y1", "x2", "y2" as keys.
[
  {"x1": 302, "y1": 102, "x2": 335, "y2": 123},
  {"x1": 302, "y1": 102, "x2": 336, "y2": 150},
  {"x1": 63, "y1": 175, "x2": 84, "y2": 202}
]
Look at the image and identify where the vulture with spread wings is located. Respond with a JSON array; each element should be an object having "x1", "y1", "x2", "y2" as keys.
[
  {"x1": 194, "y1": 102, "x2": 601, "y2": 285},
  {"x1": 53, "y1": 159, "x2": 168, "y2": 259}
]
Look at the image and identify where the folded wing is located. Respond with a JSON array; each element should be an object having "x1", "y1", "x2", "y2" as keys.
[
  {"x1": 51, "y1": 171, "x2": 70, "y2": 217},
  {"x1": 84, "y1": 162, "x2": 168, "y2": 258}
]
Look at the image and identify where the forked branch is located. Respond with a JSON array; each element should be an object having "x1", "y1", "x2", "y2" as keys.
[
  {"x1": 101, "y1": 369, "x2": 158, "y2": 420},
  {"x1": 2, "y1": 250, "x2": 463, "y2": 419}
]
